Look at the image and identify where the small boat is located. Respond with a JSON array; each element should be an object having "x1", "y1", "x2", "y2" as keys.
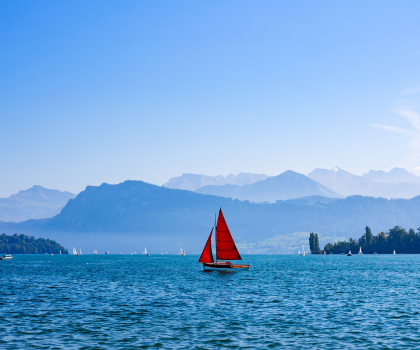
[
  {"x1": 2, "y1": 254, "x2": 13, "y2": 260},
  {"x1": 80, "y1": 248, "x2": 83, "y2": 255},
  {"x1": 73, "y1": 247, "x2": 79, "y2": 256},
  {"x1": 347, "y1": 250, "x2": 352, "y2": 256},
  {"x1": 51, "y1": 254, "x2": 53, "y2": 256},
  {"x1": 374, "y1": 252, "x2": 378, "y2": 255},
  {"x1": 300, "y1": 244, "x2": 306, "y2": 256},
  {"x1": 393, "y1": 250, "x2": 396, "y2": 255},
  {"x1": 144, "y1": 247, "x2": 150, "y2": 256},
  {"x1": 358, "y1": 247, "x2": 363, "y2": 255},
  {"x1": 105, "y1": 251, "x2": 110, "y2": 254},
  {"x1": 324, "y1": 251, "x2": 326, "y2": 255},
  {"x1": 179, "y1": 248, "x2": 185, "y2": 256},
  {"x1": 94, "y1": 250, "x2": 98, "y2": 255},
  {"x1": 198, "y1": 208, "x2": 250, "y2": 271},
  {"x1": 59, "y1": 250, "x2": 62, "y2": 255},
  {"x1": 298, "y1": 250, "x2": 301, "y2": 255}
]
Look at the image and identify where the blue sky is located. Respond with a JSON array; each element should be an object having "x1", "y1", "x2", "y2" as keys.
[{"x1": 1, "y1": 1, "x2": 420, "y2": 196}]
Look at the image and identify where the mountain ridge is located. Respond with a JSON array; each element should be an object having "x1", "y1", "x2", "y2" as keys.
[
  {"x1": 196, "y1": 170, "x2": 343, "y2": 202},
  {"x1": 308, "y1": 167, "x2": 420, "y2": 199},
  {"x1": 162, "y1": 172, "x2": 269, "y2": 191},
  {"x1": 1, "y1": 180, "x2": 420, "y2": 254},
  {"x1": 0, "y1": 186, "x2": 76, "y2": 222}
]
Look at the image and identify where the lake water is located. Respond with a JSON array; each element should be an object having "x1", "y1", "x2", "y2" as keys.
[{"x1": 2, "y1": 254, "x2": 420, "y2": 349}]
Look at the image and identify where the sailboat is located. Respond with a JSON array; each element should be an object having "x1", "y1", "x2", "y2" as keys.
[
  {"x1": 358, "y1": 247, "x2": 363, "y2": 255},
  {"x1": 347, "y1": 250, "x2": 352, "y2": 256},
  {"x1": 393, "y1": 250, "x2": 396, "y2": 255},
  {"x1": 298, "y1": 250, "x2": 301, "y2": 255},
  {"x1": 80, "y1": 248, "x2": 83, "y2": 255},
  {"x1": 300, "y1": 244, "x2": 306, "y2": 256},
  {"x1": 73, "y1": 247, "x2": 78, "y2": 255},
  {"x1": 198, "y1": 208, "x2": 250, "y2": 271},
  {"x1": 324, "y1": 251, "x2": 326, "y2": 255},
  {"x1": 59, "y1": 250, "x2": 61, "y2": 255},
  {"x1": 94, "y1": 250, "x2": 98, "y2": 255},
  {"x1": 144, "y1": 247, "x2": 150, "y2": 256},
  {"x1": 179, "y1": 248, "x2": 185, "y2": 256}
]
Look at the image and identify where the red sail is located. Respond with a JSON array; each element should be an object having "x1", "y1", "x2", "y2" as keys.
[
  {"x1": 216, "y1": 209, "x2": 242, "y2": 260},
  {"x1": 199, "y1": 228, "x2": 214, "y2": 263}
]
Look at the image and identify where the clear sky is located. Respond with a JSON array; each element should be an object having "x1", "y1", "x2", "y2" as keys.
[{"x1": 1, "y1": 1, "x2": 420, "y2": 197}]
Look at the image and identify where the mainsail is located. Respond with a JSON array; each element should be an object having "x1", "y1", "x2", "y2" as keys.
[
  {"x1": 216, "y1": 209, "x2": 242, "y2": 260},
  {"x1": 199, "y1": 229, "x2": 214, "y2": 263}
]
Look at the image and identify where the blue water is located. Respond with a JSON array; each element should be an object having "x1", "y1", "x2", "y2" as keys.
[{"x1": 2, "y1": 254, "x2": 420, "y2": 349}]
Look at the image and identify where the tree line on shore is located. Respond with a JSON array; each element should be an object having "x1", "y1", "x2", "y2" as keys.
[
  {"x1": 309, "y1": 226, "x2": 420, "y2": 254},
  {"x1": 0, "y1": 233, "x2": 68, "y2": 254}
]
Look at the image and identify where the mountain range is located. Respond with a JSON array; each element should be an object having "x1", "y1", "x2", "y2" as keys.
[
  {"x1": 308, "y1": 167, "x2": 420, "y2": 199},
  {"x1": 165, "y1": 167, "x2": 420, "y2": 201},
  {"x1": 0, "y1": 186, "x2": 76, "y2": 222},
  {"x1": 1, "y1": 180, "x2": 420, "y2": 254},
  {"x1": 163, "y1": 172, "x2": 269, "y2": 191},
  {"x1": 196, "y1": 170, "x2": 342, "y2": 202},
  {"x1": 2, "y1": 167, "x2": 420, "y2": 223}
]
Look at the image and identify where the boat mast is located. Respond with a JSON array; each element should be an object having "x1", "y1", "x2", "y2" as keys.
[{"x1": 215, "y1": 211, "x2": 217, "y2": 263}]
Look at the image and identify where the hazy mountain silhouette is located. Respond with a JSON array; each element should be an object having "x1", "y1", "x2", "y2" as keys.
[
  {"x1": 0, "y1": 186, "x2": 76, "y2": 222},
  {"x1": 162, "y1": 172, "x2": 269, "y2": 191},
  {"x1": 196, "y1": 171, "x2": 343, "y2": 202},
  {"x1": 362, "y1": 168, "x2": 420, "y2": 184},
  {"x1": 308, "y1": 167, "x2": 420, "y2": 199},
  {"x1": 2, "y1": 180, "x2": 420, "y2": 254}
]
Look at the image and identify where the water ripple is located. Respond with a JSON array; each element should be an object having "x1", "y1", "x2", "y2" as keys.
[{"x1": 2, "y1": 255, "x2": 420, "y2": 349}]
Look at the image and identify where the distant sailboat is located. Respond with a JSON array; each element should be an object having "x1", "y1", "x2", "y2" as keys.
[
  {"x1": 300, "y1": 244, "x2": 305, "y2": 256},
  {"x1": 80, "y1": 248, "x2": 83, "y2": 255},
  {"x1": 393, "y1": 250, "x2": 396, "y2": 255},
  {"x1": 198, "y1": 208, "x2": 250, "y2": 271},
  {"x1": 179, "y1": 248, "x2": 185, "y2": 255},
  {"x1": 298, "y1": 250, "x2": 301, "y2": 255},
  {"x1": 94, "y1": 250, "x2": 98, "y2": 255},
  {"x1": 358, "y1": 247, "x2": 363, "y2": 255},
  {"x1": 59, "y1": 250, "x2": 61, "y2": 255},
  {"x1": 105, "y1": 251, "x2": 110, "y2": 254},
  {"x1": 144, "y1": 247, "x2": 150, "y2": 256},
  {"x1": 324, "y1": 251, "x2": 326, "y2": 255},
  {"x1": 73, "y1": 247, "x2": 78, "y2": 255},
  {"x1": 347, "y1": 250, "x2": 352, "y2": 256}
]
